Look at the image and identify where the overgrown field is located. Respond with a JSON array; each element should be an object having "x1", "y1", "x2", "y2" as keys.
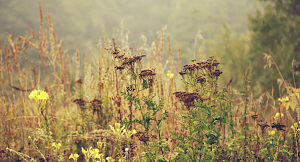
[{"x1": 1, "y1": 4, "x2": 300, "y2": 162}]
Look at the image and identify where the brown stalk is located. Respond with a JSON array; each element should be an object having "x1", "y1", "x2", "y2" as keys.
[
  {"x1": 178, "y1": 47, "x2": 181, "y2": 73},
  {"x1": 76, "y1": 45, "x2": 80, "y2": 81},
  {"x1": 0, "y1": 42, "x2": 5, "y2": 93},
  {"x1": 84, "y1": 54, "x2": 88, "y2": 75},
  {"x1": 48, "y1": 11, "x2": 56, "y2": 74},
  {"x1": 160, "y1": 27, "x2": 164, "y2": 63}
]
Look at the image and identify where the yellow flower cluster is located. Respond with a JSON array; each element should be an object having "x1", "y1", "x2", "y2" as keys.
[
  {"x1": 52, "y1": 142, "x2": 61, "y2": 150},
  {"x1": 28, "y1": 89, "x2": 49, "y2": 104},
  {"x1": 69, "y1": 141, "x2": 107, "y2": 162},
  {"x1": 109, "y1": 123, "x2": 137, "y2": 140},
  {"x1": 289, "y1": 86, "x2": 300, "y2": 99},
  {"x1": 69, "y1": 153, "x2": 79, "y2": 162},
  {"x1": 291, "y1": 121, "x2": 300, "y2": 132},
  {"x1": 81, "y1": 147, "x2": 105, "y2": 161},
  {"x1": 278, "y1": 96, "x2": 295, "y2": 111},
  {"x1": 274, "y1": 112, "x2": 284, "y2": 122}
]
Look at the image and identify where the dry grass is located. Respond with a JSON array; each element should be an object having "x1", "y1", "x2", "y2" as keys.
[{"x1": 1, "y1": 3, "x2": 300, "y2": 162}]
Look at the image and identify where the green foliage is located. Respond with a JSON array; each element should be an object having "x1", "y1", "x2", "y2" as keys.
[
  {"x1": 171, "y1": 57, "x2": 233, "y2": 161},
  {"x1": 248, "y1": 0, "x2": 300, "y2": 97}
]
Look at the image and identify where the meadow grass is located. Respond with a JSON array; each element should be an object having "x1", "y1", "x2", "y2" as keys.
[{"x1": 1, "y1": 3, "x2": 300, "y2": 162}]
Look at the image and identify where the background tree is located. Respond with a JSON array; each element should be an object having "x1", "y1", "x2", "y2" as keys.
[{"x1": 248, "y1": 0, "x2": 300, "y2": 97}]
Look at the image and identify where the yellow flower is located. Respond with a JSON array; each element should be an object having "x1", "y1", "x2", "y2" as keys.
[
  {"x1": 37, "y1": 91, "x2": 49, "y2": 100},
  {"x1": 97, "y1": 141, "x2": 103, "y2": 149},
  {"x1": 28, "y1": 89, "x2": 49, "y2": 103},
  {"x1": 291, "y1": 125, "x2": 295, "y2": 131},
  {"x1": 278, "y1": 96, "x2": 294, "y2": 110},
  {"x1": 56, "y1": 143, "x2": 61, "y2": 149},
  {"x1": 52, "y1": 142, "x2": 61, "y2": 150},
  {"x1": 109, "y1": 123, "x2": 125, "y2": 139},
  {"x1": 115, "y1": 123, "x2": 121, "y2": 129},
  {"x1": 108, "y1": 95, "x2": 113, "y2": 99},
  {"x1": 285, "y1": 96, "x2": 289, "y2": 101},
  {"x1": 69, "y1": 153, "x2": 79, "y2": 161},
  {"x1": 274, "y1": 112, "x2": 284, "y2": 122},
  {"x1": 92, "y1": 148, "x2": 100, "y2": 155},
  {"x1": 125, "y1": 129, "x2": 137, "y2": 138},
  {"x1": 292, "y1": 123, "x2": 298, "y2": 132},
  {"x1": 132, "y1": 129, "x2": 137, "y2": 135},
  {"x1": 167, "y1": 71, "x2": 174, "y2": 79},
  {"x1": 29, "y1": 90, "x2": 38, "y2": 102},
  {"x1": 268, "y1": 130, "x2": 276, "y2": 135},
  {"x1": 290, "y1": 87, "x2": 300, "y2": 99},
  {"x1": 82, "y1": 147, "x2": 87, "y2": 155},
  {"x1": 106, "y1": 157, "x2": 113, "y2": 162},
  {"x1": 94, "y1": 153, "x2": 103, "y2": 160}
]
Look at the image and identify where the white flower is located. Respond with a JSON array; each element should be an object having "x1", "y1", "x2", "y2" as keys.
[{"x1": 125, "y1": 148, "x2": 129, "y2": 152}]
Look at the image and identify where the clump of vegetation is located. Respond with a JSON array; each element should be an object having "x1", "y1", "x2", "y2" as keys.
[{"x1": 1, "y1": 2, "x2": 300, "y2": 162}]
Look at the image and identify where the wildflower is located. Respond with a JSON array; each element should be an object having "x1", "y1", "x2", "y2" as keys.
[
  {"x1": 278, "y1": 96, "x2": 295, "y2": 110},
  {"x1": 291, "y1": 123, "x2": 299, "y2": 132},
  {"x1": 92, "y1": 148, "x2": 100, "y2": 155},
  {"x1": 278, "y1": 96, "x2": 289, "y2": 103},
  {"x1": 167, "y1": 71, "x2": 174, "y2": 79},
  {"x1": 29, "y1": 89, "x2": 49, "y2": 104},
  {"x1": 52, "y1": 142, "x2": 61, "y2": 150},
  {"x1": 274, "y1": 112, "x2": 284, "y2": 122},
  {"x1": 108, "y1": 95, "x2": 113, "y2": 99},
  {"x1": 69, "y1": 153, "x2": 79, "y2": 162},
  {"x1": 82, "y1": 147, "x2": 87, "y2": 155},
  {"x1": 97, "y1": 141, "x2": 103, "y2": 149},
  {"x1": 289, "y1": 86, "x2": 300, "y2": 99},
  {"x1": 37, "y1": 91, "x2": 49, "y2": 100},
  {"x1": 106, "y1": 157, "x2": 113, "y2": 162},
  {"x1": 125, "y1": 129, "x2": 137, "y2": 138},
  {"x1": 29, "y1": 90, "x2": 38, "y2": 102},
  {"x1": 94, "y1": 153, "x2": 104, "y2": 160},
  {"x1": 268, "y1": 130, "x2": 276, "y2": 135},
  {"x1": 125, "y1": 148, "x2": 129, "y2": 152},
  {"x1": 109, "y1": 123, "x2": 125, "y2": 139},
  {"x1": 82, "y1": 147, "x2": 93, "y2": 161}
]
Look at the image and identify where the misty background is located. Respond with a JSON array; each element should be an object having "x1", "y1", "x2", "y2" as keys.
[{"x1": 1, "y1": 0, "x2": 299, "y2": 97}]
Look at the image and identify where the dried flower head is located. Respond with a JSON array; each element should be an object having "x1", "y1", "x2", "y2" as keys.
[
  {"x1": 173, "y1": 92, "x2": 202, "y2": 109},
  {"x1": 76, "y1": 79, "x2": 84, "y2": 83}
]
